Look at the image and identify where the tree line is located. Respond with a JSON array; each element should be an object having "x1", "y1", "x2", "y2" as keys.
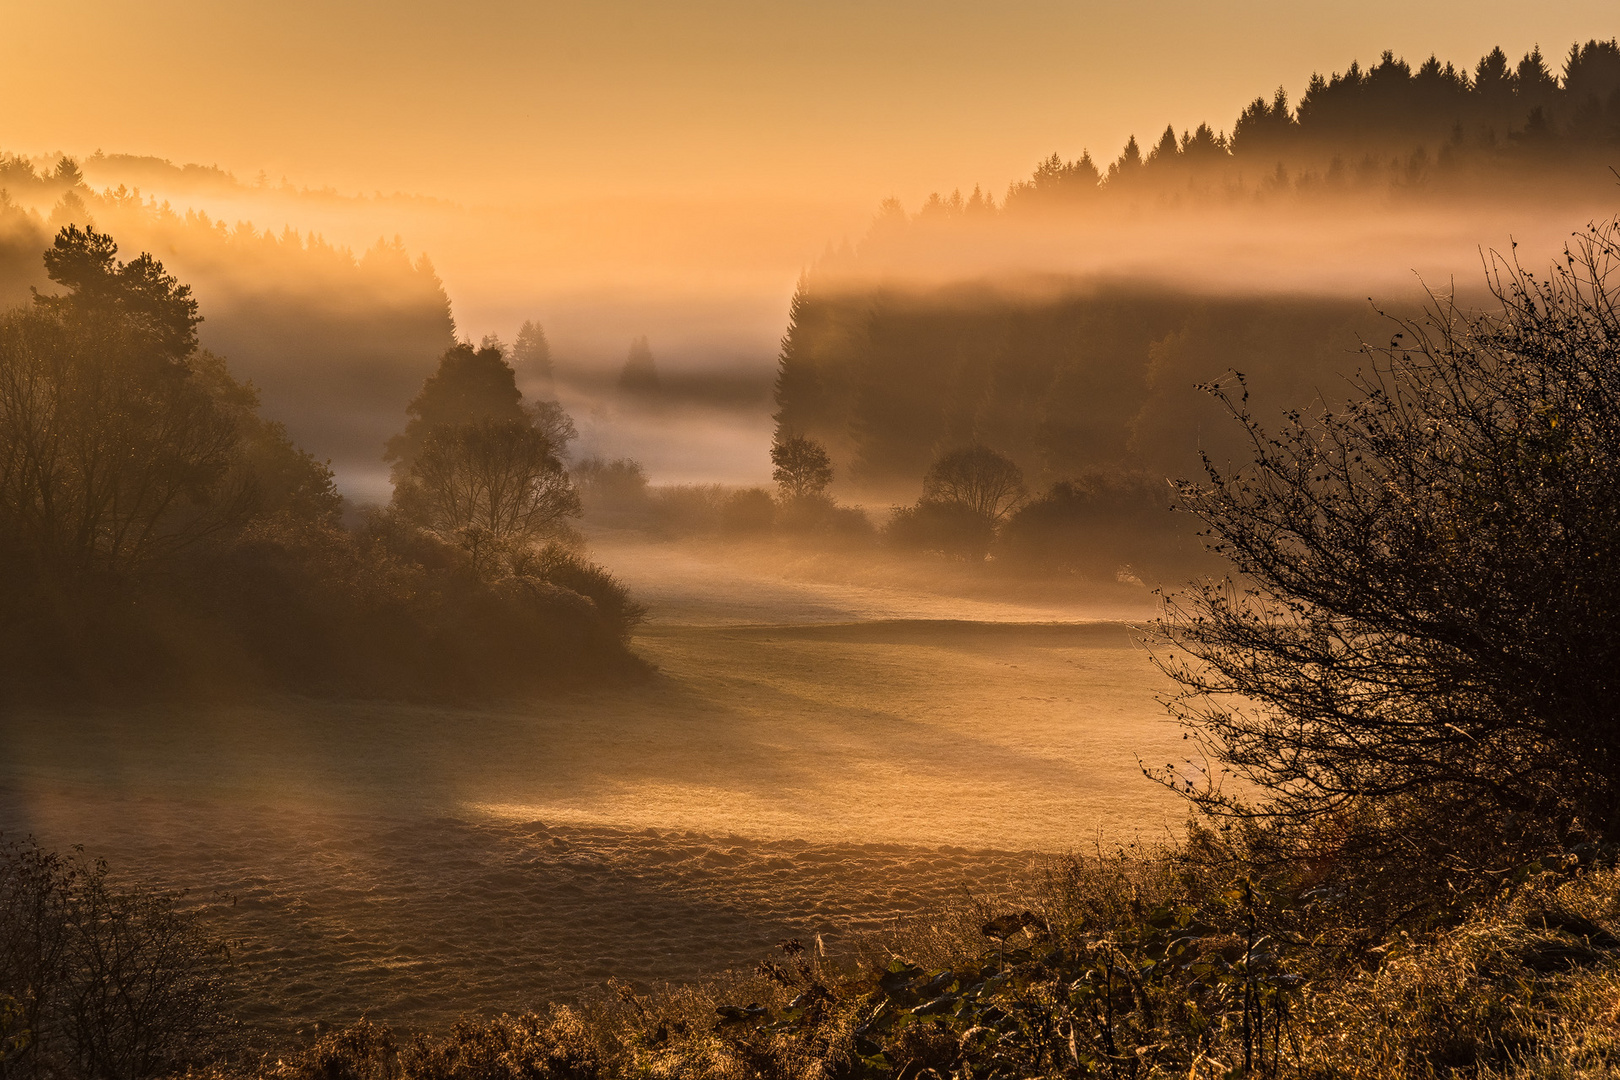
[
  {"x1": 0, "y1": 226, "x2": 640, "y2": 701},
  {"x1": 770, "y1": 278, "x2": 1414, "y2": 576},
  {"x1": 890, "y1": 39, "x2": 1620, "y2": 216},
  {"x1": 0, "y1": 156, "x2": 460, "y2": 478}
]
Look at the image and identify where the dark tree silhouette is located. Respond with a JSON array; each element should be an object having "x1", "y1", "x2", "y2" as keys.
[
  {"x1": 770, "y1": 432, "x2": 833, "y2": 501},
  {"x1": 36, "y1": 224, "x2": 200, "y2": 361},
  {"x1": 386, "y1": 340, "x2": 582, "y2": 572},
  {"x1": 385, "y1": 342, "x2": 525, "y2": 478},
  {"x1": 392, "y1": 418, "x2": 580, "y2": 572},
  {"x1": 514, "y1": 319, "x2": 555, "y2": 396},
  {"x1": 528, "y1": 400, "x2": 578, "y2": 461},
  {"x1": 618, "y1": 335, "x2": 661, "y2": 397},
  {"x1": 922, "y1": 445, "x2": 1025, "y2": 522},
  {"x1": 1153, "y1": 219, "x2": 1620, "y2": 884},
  {"x1": 0, "y1": 228, "x2": 242, "y2": 578}
]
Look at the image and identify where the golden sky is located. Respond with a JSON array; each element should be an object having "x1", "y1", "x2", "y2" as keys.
[{"x1": 8, "y1": 0, "x2": 1618, "y2": 206}]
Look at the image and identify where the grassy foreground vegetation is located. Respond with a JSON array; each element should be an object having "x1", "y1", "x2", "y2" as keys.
[
  {"x1": 272, "y1": 841, "x2": 1620, "y2": 1080},
  {"x1": 11, "y1": 835, "x2": 1620, "y2": 1079}
]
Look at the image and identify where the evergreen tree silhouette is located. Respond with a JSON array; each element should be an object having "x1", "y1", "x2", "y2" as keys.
[
  {"x1": 618, "y1": 335, "x2": 661, "y2": 398},
  {"x1": 514, "y1": 319, "x2": 555, "y2": 398}
]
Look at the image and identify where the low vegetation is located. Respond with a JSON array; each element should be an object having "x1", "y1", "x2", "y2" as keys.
[
  {"x1": 12, "y1": 834, "x2": 1620, "y2": 1079},
  {"x1": 258, "y1": 839, "x2": 1620, "y2": 1080}
]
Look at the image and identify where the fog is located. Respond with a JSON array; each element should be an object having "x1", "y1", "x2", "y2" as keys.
[
  {"x1": 5, "y1": 17, "x2": 1620, "y2": 1056},
  {"x1": 23, "y1": 149, "x2": 1611, "y2": 502}
]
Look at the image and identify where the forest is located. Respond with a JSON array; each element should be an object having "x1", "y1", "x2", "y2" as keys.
[
  {"x1": 0, "y1": 158, "x2": 457, "y2": 482},
  {"x1": 917, "y1": 38, "x2": 1620, "y2": 215},
  {"x1": 0, "y1": 225, "x2": 640, "y2": 701},
  {"x1": 768, "y1": 38, "x2": 1620, "y2": 583}
]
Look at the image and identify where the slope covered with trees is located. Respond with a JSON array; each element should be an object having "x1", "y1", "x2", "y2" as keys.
[
  {"x1": 952, "y1": 39, "x2": 1620, "y2": 214},
  {"x1": 0, "y1": 227, "x2": 640, "y2": 702},
  {"x1": 0, "y1": 156, "x2": 455, "y2": 478},
  {"x1": 773, "y1": 39, "x2": 1620, "y2": 581}
]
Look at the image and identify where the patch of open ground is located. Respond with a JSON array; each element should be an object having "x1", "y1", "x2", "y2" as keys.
[{"x1": 0, "y1": 547, "x2": 1187, "y2": 1037}]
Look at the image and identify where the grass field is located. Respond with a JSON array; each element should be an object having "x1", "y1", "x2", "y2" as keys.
[{"x1": 0, "y1": 541, "x2": 1188, "y2": 1038}]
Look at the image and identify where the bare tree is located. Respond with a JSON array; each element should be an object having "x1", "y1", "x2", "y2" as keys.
[
  {"x1": 528, "y1": 399, "x2": 578, "y2": 462},
  {"x1": 922, "y1": 444, "x2": 1025, "y2": 522},
  {"x1": 0, "y1": 839, "x2": 230, "y2": 1080},
  {"x1": 1152, "y1": 219, "x2": 1620, "y2": 883}
]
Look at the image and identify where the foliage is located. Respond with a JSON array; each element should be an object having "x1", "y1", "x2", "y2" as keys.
[
  {"x1": 385, "y1": 343, "x2": 526, "y2": 479},
  {"x1": 770, "y1": 433, "x2": 834, "y2": 501},
  {"x1": 514, "y1": 319, "x2": 555, "y2": 390},
  {"x1": 1151, "y1": 219, "x2": 1620, "y2": 894},
  {"x1": 393, "y1": 419, "x2": 581, "y2": 570},
  {"x1": 0, "y1": 305, "x2": 242, "y2": 580},
  {"x1": 942, "y1": 39, "x2": 1620, "y2": 214},
  {"x1": 719, "y1": 487, "x2": 776, "y2": 536},
  {"x1": 0, "y1": 228, "x2": 246, "y2": 580},
  {"x1": 572, "y1": 457, "x2": 650, "y2": 520},
  {"x1": 528, "y1": 400, "x2": 578, "y2": 463},
  {"x1": 997, "y1": 474, "x2": 1200, "y2": 583},
  {"x1": 617, "y1": 336, "x2": 660, "y2": 399},
  {"x1": 884, "y1": 500, "x2": 995, "y2": 561},
  {"x1": 387, "y1": 343, "x2": 584, "y2": 577},
  {"x1": 0, "y1": 228, "x2": 637, "y2": 701},
  {"x1": 771, "y1": 281, "x2": 1384, "y2": 506},
  {"x1": 0, "y1": 837, "x2": 232, "y2": 1080},
  {"x1": 922, "y1": 445, "x2": 1025, "y2": 523},
  {"x1": 509, "y1": 542, "x2": 646, "y2": 645},
  {"x1": 0, "y1": 172, "x2": 457, "y2": 475}
]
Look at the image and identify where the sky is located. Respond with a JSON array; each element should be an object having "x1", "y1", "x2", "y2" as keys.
[{"x1": 7, "y1": 0, "x2": 1618, "y2": 207}]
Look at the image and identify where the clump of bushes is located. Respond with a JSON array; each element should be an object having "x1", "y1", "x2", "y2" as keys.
[
  {"x1": 0, "y1": 837, "x2": 233, "y2": 1080},
  {"x1": 884, "y1": 499, "x2": 995, "y2": 560},
  {"x1": 0, "y1": 226, "x2": 645, "y2": 702}
]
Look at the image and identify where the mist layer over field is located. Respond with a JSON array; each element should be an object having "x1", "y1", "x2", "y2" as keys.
[{"x1": 0, "y1": 544, "x2": 1180, "y2": 1036}]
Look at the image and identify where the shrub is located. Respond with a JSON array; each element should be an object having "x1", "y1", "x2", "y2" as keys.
[
  {"x1": 571, "y1": 458, "x2": 651, "y2": 526},
  {"x1": 1153, "y1": 218, "x2": 1620, "y2": 900},
  {"x1": 999, "y1": 472, "x2": 1194, "y2": 582},
  {"x1": 0, "y1": 838, "x2": 232, "y2": 1080},
  {"x1": 719, "y1": 488, "x2": 776, "y2": 536},
  {"x1": 884, "y1": 500, "x2": 995, "y2": 560}
]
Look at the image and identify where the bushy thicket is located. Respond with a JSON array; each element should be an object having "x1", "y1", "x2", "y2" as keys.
[
  {"x1": 1151, "y1": 218, "x2": 1620, "y2": 899},
  {"x1": 0, "y1": 837, "x2": 232, "y2": 1080},
  {"x1": 0, "y1": 227, "x2": 643, "y2": 702}
]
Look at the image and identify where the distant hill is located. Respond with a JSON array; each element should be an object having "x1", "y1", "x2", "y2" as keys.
[
  {"x1": 0, "y1": 163, "x2": 456, "y2": 481},
  {"x1": 774, "y1": 38, "x2": 1620, "y2": 499}
]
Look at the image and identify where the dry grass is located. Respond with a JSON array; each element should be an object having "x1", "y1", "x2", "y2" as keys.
[{"x1": 242, "y1": 858, "x2": 1620, "y2": 1080}]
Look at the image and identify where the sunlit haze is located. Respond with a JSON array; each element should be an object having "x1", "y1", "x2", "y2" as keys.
[
  {"x1": 8, "y1": 1, "x2": 1615, "y2": 202},
  {"x1": 5, "y1": 4, "x2": 1620, "y2": 1061}
]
